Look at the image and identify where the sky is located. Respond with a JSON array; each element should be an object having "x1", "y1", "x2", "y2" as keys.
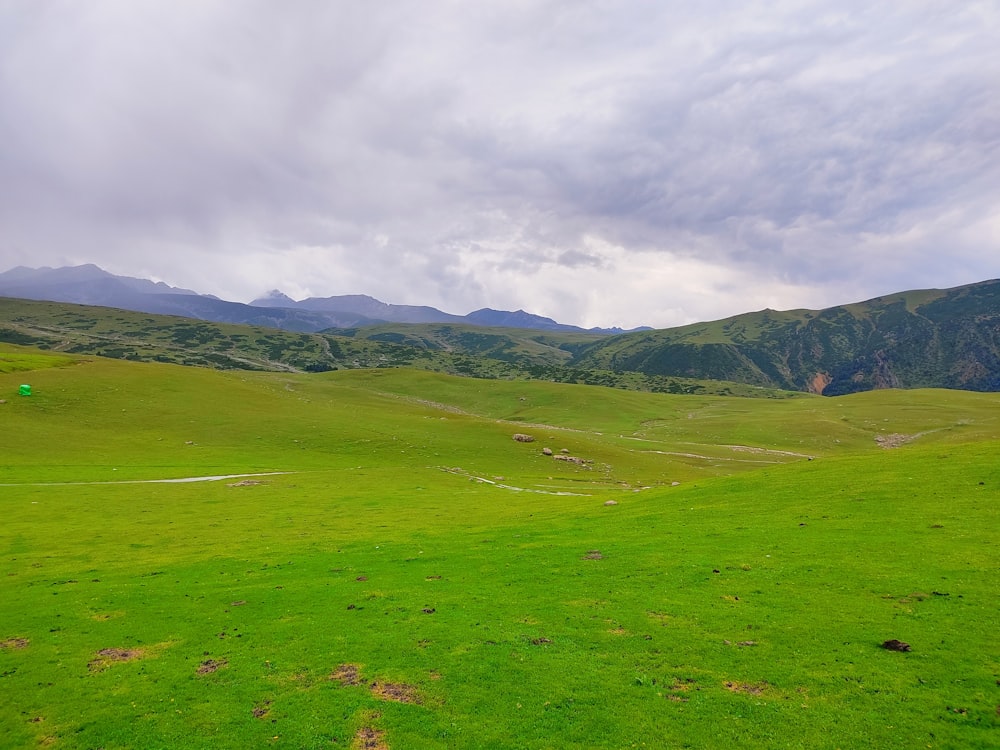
[{"x1": 1, "y1": 1, "x2": 998, "y2": 329}]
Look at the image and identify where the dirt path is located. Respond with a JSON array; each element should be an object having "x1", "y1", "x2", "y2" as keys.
[{"x1": 0, "y1": 472, "x2": 293, "y2": 487}]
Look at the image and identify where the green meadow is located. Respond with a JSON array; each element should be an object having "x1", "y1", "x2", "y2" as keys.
[{"x1": 1, "y1": 344, "x2": 998, "y2": 748}]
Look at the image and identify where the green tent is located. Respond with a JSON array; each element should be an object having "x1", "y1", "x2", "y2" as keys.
[{"x1": 19, "y1": 384, "x2": 31, "y2": 396}]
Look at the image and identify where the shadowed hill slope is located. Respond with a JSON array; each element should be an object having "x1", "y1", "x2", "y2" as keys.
[{"x1": 569, "y1": 280, "x2": 1000, "y2": 394}]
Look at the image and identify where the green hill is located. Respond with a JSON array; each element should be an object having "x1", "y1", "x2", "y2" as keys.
[
  {"x1": 0, "y1": 297, "x2": 789, "y2": 398},
  {"x1": 570, "y1": 280, "x2": 1000, "y2": 394},
  {"x1": 1, "y1": 346, "x2": 998, "y2": 748},
  {"x1": 5, "y1": 277, "x2": 1000, "y2": 397}
]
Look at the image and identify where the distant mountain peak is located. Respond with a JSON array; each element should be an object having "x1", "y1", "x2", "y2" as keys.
[{"x1": 250, "y1": 289, "x2": 297, "y2": 307}]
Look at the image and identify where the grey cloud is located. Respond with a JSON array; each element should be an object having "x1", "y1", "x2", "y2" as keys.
[{"x1": 0, "y1": 1, "x2": 997, "y2": 326}]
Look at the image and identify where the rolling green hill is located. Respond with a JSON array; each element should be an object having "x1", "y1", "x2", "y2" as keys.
[
  {"x1": 0, "y1": 297, "x2": 791, "y2": 398},
  {"x1": 5, "y1": 277, "x2": 1000, "y2": 398},
  {"x1": 569, "y1": 280, "x2": 1000, "y2": 394},
  {"x1": 1, "y1": 346, "x2": 998, "y2": 748}
]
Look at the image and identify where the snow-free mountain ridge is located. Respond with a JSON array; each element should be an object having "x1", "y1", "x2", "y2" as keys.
[{"x1": 0, "y1": 265, "x2": 644, "y2": 334}]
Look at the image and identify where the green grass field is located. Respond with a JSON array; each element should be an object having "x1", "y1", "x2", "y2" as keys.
[{"x1": 1, "y1": 345, "x2": 998, "y2": 748}]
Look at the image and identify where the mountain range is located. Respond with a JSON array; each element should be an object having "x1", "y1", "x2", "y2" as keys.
[
  {"x1": 2, "y1": 264, "x2": 999, "y2": 395},
  {"x1": 0, "y1": 264, "x2": 642, "y2": 334}
]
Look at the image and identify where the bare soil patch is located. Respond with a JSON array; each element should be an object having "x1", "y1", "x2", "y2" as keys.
[
  {"x1": 331, "y1": 663, "x2": 365, "y2": 686},
  {"x1": 354, "y1": 726, "x2": 388, "y2": 750},
  {"x1": 582, "y1": 550, "x2": 603, "y2": 560},
  {"x1": 0, "y1": 637, "x2": 29, "y2": 650},
  {"x1": 881, "y1": 639, "x2": 912, "y2": 652},
  {"x1": 252, "y1": 700, "x2": 272, "y2": 719},
  {"x1": 724, "y1": 680, "x2": 769, "y2": 695},
  {"x1": 88, "y1": 647, "x2": 145, "y2": 671},
  {"x1": 197, "y1": 658, "x2": 227, "y2": 675},
  {"x1": 371, "y1": 681, "x2": 421, "y2": 704},
  {"x1": 228, "y1": 479, "x2": 264, "y2": 487}
]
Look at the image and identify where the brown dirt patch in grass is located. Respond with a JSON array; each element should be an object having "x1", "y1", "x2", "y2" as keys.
[
  {"x1": 228, "y1": 479, "x2": 264, "y2": 487},
  {"x1": 371, "y1": 681, "x2": 421, "y2": 704},
  {"x1": 197, "y1": 658, "x2": 228, "y2": 675},
  {"x1": 252, "y1": 700, "x2": 272, "y2": 719},
  {"x1": 331, "y1": 663, "x2": 365, "y2": 686},
  {"x1": 669, "y1": 678, "x2": 697, "y2": 692},
  {"x1": 582, "y1": 550, "x2": 603, "y2": 560},
  {"x1": 881, "y1": 639, "x2": 912, "y2": 652},
  {"x1": 0, "y1": 637, "x2": 29, "y2": 650},
  {"x1": 724, "y1": 680, "x2": 769, "y2": 695},
  {"x1": 353, "y1": 726, "x2": 388, "y2": 750},
  {"x1": 88, "y1": 647, "x2": 146, "y2": 671}
]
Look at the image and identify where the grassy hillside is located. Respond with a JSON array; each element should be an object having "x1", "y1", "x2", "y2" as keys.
[
  {"x1": 0, "y1": 297, "x2": 791, "y2": 398},
  {"x1": 1, "y1": 346, "x2": 998, "y2": 748},
  {"x1": 571, "y1": 280, "x2": 1000, "y2": 394}
]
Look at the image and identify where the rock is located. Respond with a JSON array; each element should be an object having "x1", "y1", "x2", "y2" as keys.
[
  {"x1": 542, "y1": 447, "x2": 553, "y2": 456},
  {"x1": 512, "y1": 433, "x2": 535, "y2": 443},
  {"x1": 604, "y1": 500, "x2": 618, "y2": 506}
]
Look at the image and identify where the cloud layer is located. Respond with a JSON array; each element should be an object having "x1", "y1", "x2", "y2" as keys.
[{"x1": 1, "y1": 1, "x2": 997, "y2": 328}]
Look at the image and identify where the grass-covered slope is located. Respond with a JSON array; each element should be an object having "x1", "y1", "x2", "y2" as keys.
[
  {"x1": 1, "y1": 347, "x2": 998, "y2": 748},
  {"x1": 0, "y1": 297, "x2": 788, "y2": 397},
  {"x1": 571, "y1": 279, "x2": 1000, "y2": 394}
]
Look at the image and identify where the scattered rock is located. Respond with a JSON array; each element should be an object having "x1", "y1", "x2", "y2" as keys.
[
  {"x1": 230, "y1": 600, "x2": 246, "y2": 607},
  {"x1": 356, "y1": 576, "x2": 368, "y2": 582},
  {"x1": 530, "y1": 637, "x2": 553, "y2": 646},
  {"x1": 560, "y1": 448, "x2": 570, "y2": 454},
  {"x1": 512, "y1": 433, "x2": 535, "y2": 443},
  {"x1": 542, "y1": 447, "x2": 553, "y2": 456},
  {"x1": 228, "y1": 479, "x2": 263, "y2": 487},
  {"x1": 422, "y1": 607, "x2": 436, "y2": 614},
  {"x1": 553, "y1": 454, "x2": 589, "y2": 466},
  {"x1": 603, "y1": 500, "x2": 618, "y2": 506},
  {"x1": 737, "y1": 640, "x2": 758, "y2": 647},
  {"x1": 875, "y1": 433, "x2": 914, "y2": 449},
  {"x1": 881, "y1": 639, "x2": 912, "y2": 652}
]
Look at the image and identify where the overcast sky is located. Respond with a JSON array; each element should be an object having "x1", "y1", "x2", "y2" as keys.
[{"x1": 1, "y1": 1, "x2": 997, "y2": 328}]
